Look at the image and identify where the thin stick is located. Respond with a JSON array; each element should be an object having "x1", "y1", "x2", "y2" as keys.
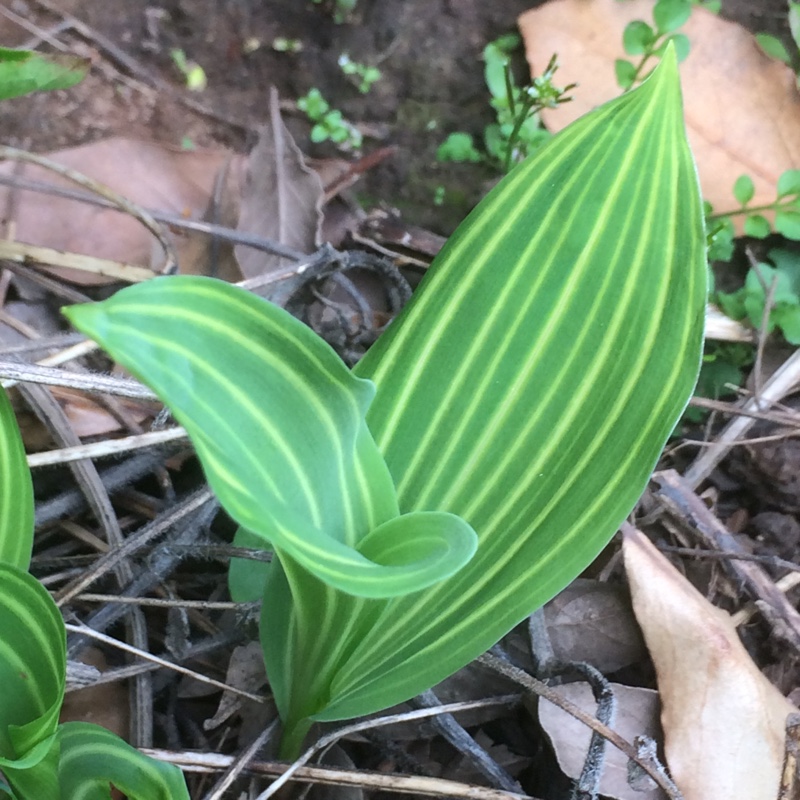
[
  {"x1": 64, "y1": 621, "x2": 267, "y2": 703},
  {"x1": 143, "y1": 747, "x2": 540, "y2": 799},
  {"x1": 253, "y1": 697, "x2": 521, "y2": 799},
  {"x1": 27, "y1": 427, "x2": 188, "y2": 468}
]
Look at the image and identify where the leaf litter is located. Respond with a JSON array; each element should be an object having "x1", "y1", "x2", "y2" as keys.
[{"x1": 2, "y1": 0, "x2": 800, "y2": 797}]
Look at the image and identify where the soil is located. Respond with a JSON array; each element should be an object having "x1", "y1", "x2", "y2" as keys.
[{"x1": 3, "y1": 0, "x2": 800, "y2": 798}]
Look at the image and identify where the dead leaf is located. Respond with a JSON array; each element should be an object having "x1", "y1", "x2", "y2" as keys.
[
  {"x1": 233, "y1": 88, "x2": 323, "y2": 279},
  {"x1": 539, "y1": 681, "x2": 665, "y2": 800},
  {"x1": 623, "y1": 527, "x2": 796, "y2": 800},
  {"x1": 544, "y1": 579, "x2": 646, "y2": 673},
  {"x1": 519, "y1": 0, "x2": 800, "y2": 225},
  {"x1": 0, "y1": 137, "x2": 234, "y2": 284}
]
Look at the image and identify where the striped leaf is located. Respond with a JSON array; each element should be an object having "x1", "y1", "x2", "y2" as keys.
[
  {"x1": 0, "y1": 389, "x2": 34, "y2": 571},
  {"x1": 0, "y1": 565, "x2": 65, "y2": 769},
  {"x1": 65, "y1": 281, "x2": 477, "y2": 599},
  {"x1": 55, "y1": 722, "x2": 189, "y2": 800},
  {"x1": 263, "y1": 47, "x2": 706, "y2": 745}
]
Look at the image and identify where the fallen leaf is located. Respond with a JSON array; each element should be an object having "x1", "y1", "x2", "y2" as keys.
[
  {"x1": 544, "y1": 578, "x2": 646, "y2": 673},
  {"x1": 623, "y1": 527, "x2": 796, "y2": 800},
  {"x1": 519, "y1": 0, "x2": 800, "y2": 224},
  {"x1": 0, "y1": 138, "x2": 233, "y2": 284},
  {"x1": 538, "y1": 681, "x2": 664, "y2": 800},
  {"x1": 233, "y1": 88, "x2": 323, "y2": 279}
]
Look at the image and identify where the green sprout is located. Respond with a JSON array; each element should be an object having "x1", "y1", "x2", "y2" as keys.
[
  {"x1": 437, "y1": 35, "x2": 573, "y2": 173},
  {"x1": 169, "y1": 48, "x2": 207, "y2": 92},
  {"x1": 296, "y1": 87, "x2": 363, "y2": 150},
  {"x1": 338, "y1": 53, "x2": 381, "y2": 93}
]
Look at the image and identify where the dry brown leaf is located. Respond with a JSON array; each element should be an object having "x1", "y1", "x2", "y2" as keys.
[
  {"x1": 544, "y1": 579, "x2": 646, "y2": 673},
  {"x1": 233, "y1": 88, "x2": 324, "y2": 279},
  {"x1": 519, "y1": 0, "x2": 800, "y2": 223},
  {"x1": 0, "y1": 138, "x2": 233, "y2": 284},
  {"x1": 539, "y1": 682, "x2": 664, "y2": 800},
  {"x1": 623, "y1": 527, "x2": 796, "y2": 800}
]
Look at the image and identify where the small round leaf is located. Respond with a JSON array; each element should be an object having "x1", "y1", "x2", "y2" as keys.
[
  {"x1": 776, "y1": 209, "x2": 800, "y2": 239},
  {"x1": 778, "y1": 169, "x2": 800, "y2": 198},
  {"x1": 733, "y1": 175, "x2": 755, "y2": 206},
  {"x1": 623, "y1": 21, "x2": 655, "y2": 56},
  {"x1": 744, "y1": 214, "x2": 771, "y2": 238},
  {"x1": 653, "y1": 0, "x2": 692, "y2": 34},
  {"x1": 615, "y1": 59, "x2": 636, "y2": 89}
]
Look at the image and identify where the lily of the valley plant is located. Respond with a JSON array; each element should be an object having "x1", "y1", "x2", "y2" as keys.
[{"x1": 6, "y1": 46, "x2": 707, "y2": 774}]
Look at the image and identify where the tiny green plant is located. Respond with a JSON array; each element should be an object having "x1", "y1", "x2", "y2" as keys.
[
  {"x1": 437, "y1": 35, "x2": 573, "y2": 172},
  {"x1": 66, "y1": 48, "x2": 706, "y2": 759},
  {"x1": 615, "y1": 0, "x2": 705, "y2": 89},
  {"x1": 296, "y1": 87, "x2": 363, "y2": 150},
  {"x1": 717, "y1": 247, "x2": 800, "y2": 345},
  {"x1": 338, "y1": 53, "x2": 381, "y2": 94},
  {"x1": 169, "y1": 48, "x2": 207, "y2": 92}
]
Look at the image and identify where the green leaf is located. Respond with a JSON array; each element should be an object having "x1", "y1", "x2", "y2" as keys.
[
  {"x1": 774, "y1": 304, "x2": 800, "y2": 344},
  {"x1": 436, "y1": 132, "x2": 483, "y2": 163},
  {"x1": 733, "y1": 174, "x2": 755, "y2": 206},
  {"x1": 776, "y1": 208, "x2": 800, "y2": 239},
  {"x1": 65, "y1": 280, "x2": 477, "y2": 599},
  {"x1": 744, "y1": 214, "x2": 770, "y2": 238},
  {"x1": 0, "y1": 565, "x2": 65, "y2": 768},
  {"x1": 653, "y1": 0, "x2": 692, "y2": 34},
  {"x1": 654, "y1": 33, "x2": 690, "y2": 62},
  {"x1": 778, "y1": 168, "x2": 800, "y2": 198},
  {"x1": 791, "y1": 3, "x2": 800, "y2": 51},
  {"x1": 615, "y1": 58, "x2": 637, "y2": 89},
  {"x1": 0, "y1": 389, "x2": 33, "y2": 571},
  {"x1": 623, "y1": 21, "x2": 656, "y2": 56},
  {"x1": 56, "y1": 722, "x2": 189, "y2": 800},
  {"x1": 755, "y1": 33, "x2": 792, "y2": 64},
  {"x1": 267, "y1": 46, "x2": 707, "y2": 745},
  {"x1": 0, "y1": 47, "x2": 87, "y2": 101}
]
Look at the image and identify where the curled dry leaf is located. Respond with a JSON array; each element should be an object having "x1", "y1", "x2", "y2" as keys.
[
  {"x1": 622, "y1": 527, "x2": 796, "y2": 800},
  {"x1": 538, "y1": 681, "x2": 665, "y2": 800},
  {"x1": 518, "y1": 0, "x2": 800, "y2": 226}
]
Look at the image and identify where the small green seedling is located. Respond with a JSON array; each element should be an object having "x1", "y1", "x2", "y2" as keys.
[
  {"x1": 615, "y1": 0, "x2": 706, "y2": 89},
  {"x1": 272, "y1": 37, "x2": 303, "y2": 54},
  {"x1": 296, "y1": 87, "x2": 363, "y2": 150},
  {"x1": 67, "y1": 49, "x2": 705, "y2": 758},
  {"x1": 438, "y1": 36, "x2": 573, "y2": 172},
  {"x1": 717, "y1": 248, "x2": 800, "y2": 345},
  {"x1": 169, "y1": 48, "x2": 207, "y2": 92},
  {"x1": 338, "y1": 53, "x2": 381, "y2": 93},
  {"x1": 703, "y1": 169, "x2": 800, "y2": 263}
]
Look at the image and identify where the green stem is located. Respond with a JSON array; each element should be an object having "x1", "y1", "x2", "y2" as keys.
[
  {"x1": 707, "y1": 199, "x2": 795, "y2": 222},
  {"x1": 279, "y1": 717, "x2": 314, "y2": 761}
]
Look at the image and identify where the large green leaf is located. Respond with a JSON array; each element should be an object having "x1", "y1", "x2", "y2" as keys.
[
  {"x1": 264, "y1": 47, "x2": 706, "y2": 742},
  {"x1": 0, "y1": 565, "x2": 65, "y2": 769},
  {"x1": 65, "y1": 281, "x2": 477, "y2": 599},
  {"x1": 0, "y1": 389, "x2": 34, "y2": 571},
  {"x1": 55, "y1": 722, "x2": 189, "y2": 800}
]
